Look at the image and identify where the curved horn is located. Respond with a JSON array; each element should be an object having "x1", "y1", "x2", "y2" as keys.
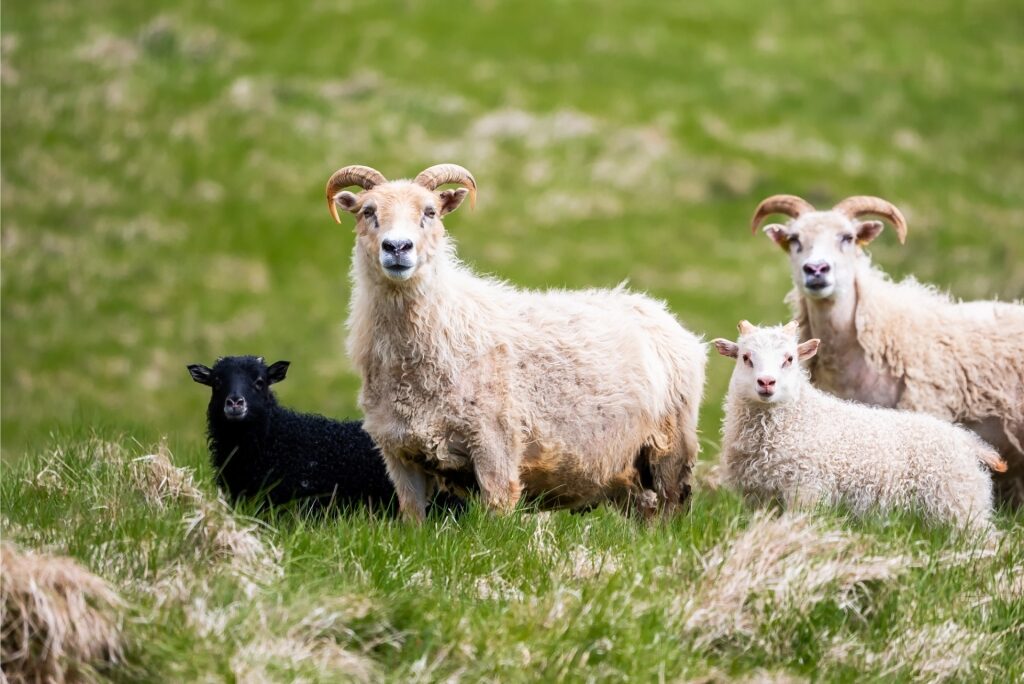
[
  {"x1": 750, "y1": 195, "x2": 816, "y2": 234},
  {"x1": 832, "y1": 195, "x2": 908, "y2": 244},
  {"x1": 414, "y1": 164, "x2": 477, "y2": 209},
  {"x1": 325, "y1": 165, "x2": 387, "y2": 223}
]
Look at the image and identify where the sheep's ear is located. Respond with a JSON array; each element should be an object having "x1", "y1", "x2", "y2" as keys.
[
  {"x1": 333, "y1": 191, "x2": 361, "y2": 215},
  {"x1": 188, "y1": 364, "x2": 213, "y2": 386},
  {"x1": 438, "y1": 188, "x2": 469, "y2": 216},
  {"x1": 267, "y1": 360, "x2": 290, "y2": 385},
  {"x1": 797, "y1": 339, "x2": 820, "y2": 361},
  {"x1": 713, "y1": 339, "x2": 739, "y2": 358},
  {"x1": 856, "y1": 220, "x2": 884, "y2": 245},
  {"x1": 762, "y1": 224, "x2": 791, "y2": 250}
]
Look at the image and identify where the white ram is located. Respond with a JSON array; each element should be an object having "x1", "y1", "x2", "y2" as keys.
[{"x1": 326, "y1": 163, "x2": 707, "y2": 522}]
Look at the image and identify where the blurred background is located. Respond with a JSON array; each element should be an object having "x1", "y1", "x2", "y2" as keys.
[{"x1": 2, "y1": 0, "x2": 1022, "y2": 458}]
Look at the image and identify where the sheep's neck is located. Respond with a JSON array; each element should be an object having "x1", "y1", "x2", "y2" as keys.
[
  {"x1": 723, "y1": 390, "x2": 802, "y2": 451},
  {"x1": 349, "y1": 252, "x2": 482, "y2": 374},
  {"x1": 802, "y1": 270, "x2": 902, "y2": 406}
]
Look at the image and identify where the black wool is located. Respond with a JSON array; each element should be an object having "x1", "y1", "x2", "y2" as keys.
[{"x1": 187, "y1": 355, "x2": 397, "y2": 512}]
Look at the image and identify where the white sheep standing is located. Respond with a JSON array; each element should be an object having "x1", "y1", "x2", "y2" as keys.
[
  {"x1": 751, "y1": 194, "x2": 1024, "y2": 503},
  {"x1": 326, "y1": 163, "x2": 707, "y2": 522},
  {"x1": 713, "y1": 320, "x2": 1007, "y2": 530}
]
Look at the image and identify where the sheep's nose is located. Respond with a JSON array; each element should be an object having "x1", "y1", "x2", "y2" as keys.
[
  {"x1": 757, "y1": 376, "x2": 776, "y2": 391},
  {"x1": 382, "y1": 238, "x2": 413, "y2": 255},
  {"x1": 225, "y1": 396, "x2": 246, "y2": 409},
  {"x1": 802, "y1": 260, "x2": 831, "y2": 276}
]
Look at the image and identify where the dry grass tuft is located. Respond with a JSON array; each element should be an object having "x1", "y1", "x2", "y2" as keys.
[
  {"x1": 182, "y1": 501, "x2": 281, "y2": 590},
  {"x1": 129, "y1": 441, "x2": 205, "y2": 507},
  {"x1": 228, "y1": 598, "x2": 384, "y2": 683},
  {"x1": 830, "y1": 620, "x2": 996, "y2": 682},
  {"x1": 876, "y1": 621, "x2": 995, "y2": 681},
  {"x1": 682, "y1": 512, "x2": 908, "y2": 648},
  {"x1": 1, "y1": 543, "x2": 123, "y2": 684}
]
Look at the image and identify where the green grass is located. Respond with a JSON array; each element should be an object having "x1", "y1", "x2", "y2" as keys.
[{"x1": 2, "y1": 0, "x2": 1023, "y2": 681}]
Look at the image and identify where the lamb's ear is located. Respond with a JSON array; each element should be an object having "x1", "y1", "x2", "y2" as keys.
[
  {"x1": 187, "y1": 364, "x2": 213, "y2": 386},
  {"x1": 856, "y1": 220, "x2": 884, "y2": 245},
  {"x1": 333, "y1": 191, "x2": 361, "y2": 215},
  {"x1": 713, "y1": 339, "x2": 739, "y2": 358},
  {"x1": 438, "y1": 188, "x2": 469, "y2": 216},
  {"x1": 797, "y1": 339, "x2": 820, "y2": 361},
  {"x1": 762, "y1": 224, "x2": 791, "y2": 250},
  {"x1": 267, "y1": 360, "x2": 290, "y2": 385}
]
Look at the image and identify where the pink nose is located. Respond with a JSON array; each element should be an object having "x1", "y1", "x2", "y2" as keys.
[{"x1": 757, "y1": 376, "x2": 776, "y2": 392}]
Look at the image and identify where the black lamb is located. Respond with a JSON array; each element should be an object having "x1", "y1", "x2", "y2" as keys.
[{"x1": 187, "y1": 355, "x2": 402, "y2": 513}]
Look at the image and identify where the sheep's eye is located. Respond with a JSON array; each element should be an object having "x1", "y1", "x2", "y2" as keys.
[
  {"x1": 840, "y1": 233, "x2": 854, "y2": 245},
  {"x1": 253, "y1": 378, "x2": 265, "y2": 391},
  {"x1": 788, "y1": 237, "x2": 802, "y2": 253},
  {"x1": 742, "y1": 353, "x2": 753, "y2": 368},
  {"x1": 362, "y1": 206, "x2": 376, "y2": 219},
  {"x1": 213, "y1": 378, "x2": 223, "y2": 390},
  {"x1": 782, "y1": 354, "x2": 793, "y2": 368}
]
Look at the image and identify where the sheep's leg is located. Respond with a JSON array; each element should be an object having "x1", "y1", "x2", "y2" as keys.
[
  {"x1": 470, "y1": 426, "x2": 522, "y2": 515},
  {"x1": 382, "y1": 453, "x2": 428, "y2": 523},
  {"x1": 647, "y1": 410, "x2": 700, "y2": 517}
]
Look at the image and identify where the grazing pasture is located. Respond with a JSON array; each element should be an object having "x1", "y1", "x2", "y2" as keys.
[{"x1": 2, "y1": 0, "x2": 1022, "y2": 681}]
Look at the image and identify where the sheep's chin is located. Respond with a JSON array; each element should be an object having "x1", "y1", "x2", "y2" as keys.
[
  {"x1": 749, "y1": 389, "x2": 786, "y2": 405},
  {"x1": 378, "y1": 253, "x2": 418, "y2": 282},
  {"x1": 381, "y1": 264, "x2": 416, "y2": 282},
  {"x1": 801, "y1": 282, "x2": 835, "y2": 300}
]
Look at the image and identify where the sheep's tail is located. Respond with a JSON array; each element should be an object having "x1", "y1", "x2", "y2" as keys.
[{"x1": 979, "y1": 448, "x2": 1008, "y2": 473}]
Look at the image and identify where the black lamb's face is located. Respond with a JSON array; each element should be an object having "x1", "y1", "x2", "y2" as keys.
[{"x1": 188, "y1": 356, "x2": 289, "y2": 422}]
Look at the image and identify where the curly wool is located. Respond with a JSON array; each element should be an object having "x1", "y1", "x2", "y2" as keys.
[
  {"x1": 721, "y1": 364, "x2": 1001, "y2": 530},
  {"x1": 790, "y1": 261, "x2": 1024, "y2": 497},
  {"x1": 207, "y1": 408, "x2": 397, "y2": 513}
]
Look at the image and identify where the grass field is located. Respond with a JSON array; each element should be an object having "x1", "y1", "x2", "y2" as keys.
[{"x1": 2, "y1": 0, "x2": 1023, "y2": 681}]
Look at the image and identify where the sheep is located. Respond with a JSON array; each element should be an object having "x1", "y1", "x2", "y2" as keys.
[
  {"x1": 751, "y1": 194, "x2": 1024, "y2": 504},
  {"x1": 187, "y1": 355, "x2": 464, "y2": 514},
  {"x1": 713, "y1": 320, "x2": 1007, "y2": 529},
  {"x1": 325, "y1": 163, "x2": 707, "y2": 522}
]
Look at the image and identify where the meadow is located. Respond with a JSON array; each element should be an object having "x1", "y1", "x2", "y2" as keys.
[{"x1": 2, "y1": 0, "x2": 1023, "y2": 681}]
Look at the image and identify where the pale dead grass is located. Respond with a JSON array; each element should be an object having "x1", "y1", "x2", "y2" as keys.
[
  {"x1": 474, "y1": 573, "x2": 525, "y2": 602},
  {"x1": 182, "y1": 501, "x2": 282, "y2": 590},
  {"x1": 228, "y1": 597, "x2": 384, "y2": 683},
  {"x1": 0, "y1": 543, "x2": 123, "y2": 684},
  {"x1": 682, "y1": 511, "x2": 909, "y2": 648},
  {"x1": 129, "y1": 440, "x2": 204, "y2": 507},
  {"x1": 686, "y1": 669, "x2": 807, "y2": 684},
  {"x1": 829, "y1": 619, "x2": 997, "y2": 682},
  {"x1": 106, "y1": 439, "x2": 282, "y2": 589},
  {"x1": 528, "y1": 514, "x2": 621, "y2": 582}
]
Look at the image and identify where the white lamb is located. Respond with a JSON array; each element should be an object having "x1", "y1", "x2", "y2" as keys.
[
  {"x1": 714, "y1": 320, "x2": 1006, "y2": 530},
  {"x1": 326, "y1": 163, "x2": 707, "y2": 522}
]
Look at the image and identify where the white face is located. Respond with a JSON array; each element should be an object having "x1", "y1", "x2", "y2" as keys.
[
  {"x1": 762, "y1": 212, "x2": 883, "y2": 301},
  {"x1": 714, "y1": 323, "x2": 820, "y2": 405},
  {"x1": 334, "y1": 182, "x2": 468, "y2": 284}
]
